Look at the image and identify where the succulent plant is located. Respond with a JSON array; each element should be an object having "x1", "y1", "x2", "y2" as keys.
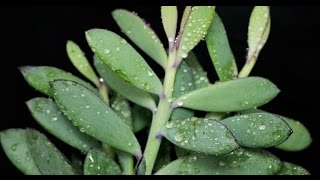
[{"x1": 0, "y1": 6, "x2": 312, "y2": 175}]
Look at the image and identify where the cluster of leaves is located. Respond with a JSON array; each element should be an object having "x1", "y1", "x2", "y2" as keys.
[{"x1": 1, "y1": 6, "x2": 312, "y2": 175}]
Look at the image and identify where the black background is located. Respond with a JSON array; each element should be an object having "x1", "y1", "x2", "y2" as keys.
[{"x1": 1, "y1": 5, "x2": 319, "y2": 175}]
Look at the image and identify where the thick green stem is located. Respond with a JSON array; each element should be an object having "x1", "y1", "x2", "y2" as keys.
[{"x1": 143, "y1": 49, "x2": 178, "y2": 175}]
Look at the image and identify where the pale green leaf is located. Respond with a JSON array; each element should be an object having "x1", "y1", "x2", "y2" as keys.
[
  {"x1": 161, "y1": 6, "x2": 178, "y2": 42},
  {"x1": 277, "y1": 162, "x2": 310, "y2": 175}
]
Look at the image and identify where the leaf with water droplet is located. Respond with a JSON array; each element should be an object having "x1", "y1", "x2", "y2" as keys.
[
  {"x1": 154, "y1": 139, "x2": 172, "y2": 172},
  {"x1": 161, "y1": 6, "x2": 178, "y2": 43},
  {"x1": 276, "y1": 162, "x2": 310, "y2": 175},
  {"x1": 239, "y1": 6, "x2": 271, "y2": 78},
  {"x1": 177, "y1": 6, "x2": 215, "y2": 59},
  {"x1": 66, "y1": 41, "x2": 99, "y2": 86},
  {"x1": 206, "y1": 12, "x2": 238, "y2": 81},
  {"x1": 84, "y1": 149, "x2": 121, "y2": 175},
  {"x1": 20, "y1": 66, "x2": 98, "y2": 97},
  {"x1": 110, "y1": 94, "x2": 132, "y2": 129},
  {"x1": 51, "y1": 80, "x2": 141, "y2": 157},
  {"x1": 132, "y1": 104, "x2": 152, "y2": 133},
  {"x1": 178, "y1": 6, "x2": 192, "y2": 35},
  {"x1": 0, "y1": 129, "x2": 41, "y2": 175},
  {"x1": 162, "y1": 117, "x2": 239, "y2": 155},
  {"x1": 112, "y1": 10, "x2": 167, "y2": 68},
  {"x1": 171, "y1": 61, "x2": 195, "y2": 121},
  {"x1": 176, "y1": 77, "x2": 280, "y2": 112},
  {"x1": 94, "y1": 54, "x2": 156, "y2": 111},
  {"x1": 220, "y1": 112, "x2": 292, "y2": 148},
  {"x1": 155, "y1": 148, "x2": 281, "y2": 175},
  {"x1": 86, "y1": 29, "x2": 162, "y2": 94},
  {"x1": 26, "y1": 128, "x2": 75, "y2": 175},
  {"x1": 184, "y1": 51, "x2": 210, "y2": 89},
  {"x1": 275, "y1": 116, "x2": 312, "y2": 151},
  {"x1": 26, "y1": 97, "x2": 100, "y2": 152}
]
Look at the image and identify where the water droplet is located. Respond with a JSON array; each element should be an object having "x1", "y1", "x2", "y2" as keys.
[
  {"x1": 120, "y1": 39, "x2": 127, "y2": 44},
  {"x1": 174, "y1": 133, "x2": 183, "y2": 142},
  {"x1": 219, "y1": 161, "x2": 226, "y2": 166},
  {"x1": 52, "y1": 117, "x2": 58, "y2": 121},
  {"x1": 177, "y1": 101, "x2": 184, "y2": 107},
  {"x1": 85, "y1": 105, "x2": 90, "y2": 109},
  {"x1": 81, "y1": 94, "x2": 85, "y2": 97},
  {"x1": 181, "y1": 52, "x2": 188, "y2": 58},
  {"x1": 46, "y1": 109, "x2": 50, "y2": 114},
  {"x1": 116, "y1": 47, "x2": 120, "y2": 51},
  {"x1": 11, "y1": 144, "x2": 18, "y2": 151},
  {"x1": 166, "y1": 121, "x2": 174, "y2": 129},
  {"x1": 258, "y1": 125, "x2": 266, "y2": 130},
  {"x1": 147, "y1": 71, "x2": 154, "y2": 77},
  {"x1": 128, "y1": 143, "x2": 132, "y2": 146},
  {"x1": 104, "y1": 48, "x2": 110, "y2": 54},
  {"x1": 168, "y1": 37, "x2": 174, "y2": 42}
]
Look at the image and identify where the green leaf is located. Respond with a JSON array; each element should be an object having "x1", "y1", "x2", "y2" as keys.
[
  {"x1": 161, "y1": 6, "x2": 178, "y2": 42},
  {"x1": 220, "y1": 112, "x2": 292, "y2": 148},
  {"x1": 177, "y1": 6, "x2": 215, "y2": 59},
  {"x1": 275, "y1": 116, "x2": 312, "y2": 151},
  {"x1": 26, "y1": 129, "x2": 75, "y2": 175},
  {"x1": 51, "y1": 80, "x2": 142, "y2": 157},
  {"x1": 117, "y1": 151, "x2": 134, "y2": 175},
  {"x1": 184, "y1": 51, "x2": 210, "y2": 89},
  {"x1": 155, "y1": 148, "x2": 282, "y2": 175},
  {"x1": 84, "y1": 149, "x2": 121, "y2": 175},
  {"x1": 66, "y1": 40, "x2": 99, "y2": 86},
  {"x1": 112, "y1": 10, "x2": 167, "y2": 68},
  {"x1": 110, "y1": 94, "x2": 133, "y2": 129},
  {"x1": 277, "y1": 162, "x2": 310, "y2": 175},
  {"x1": 206, "y1": 12, "x2": 238, "y2": 81},
  {"x1": 163, "y1": 117, "x2": 239, "y2": 155},
  {"x1": 0, "y1": 129, "x2": 41, "y2": 175},
  {"x1": 154, "y1": 139, "x2": 172, "y2": 172},
  {"x1": 26, "y1": 97, "x2": 100, "y2": 152},
  {"x1": 205, "y1": 112, "x2": 226, "y2": 120},
  {"x1": 20, "y1": 66, "x2": 98, "y2": 97},
  {"x1": 170, "y1": 61, "x2": 195, "y2": 121},
  {"x1": 176, "y1": 77, "x2": 280, "y2": 112},
  {"x1": 178, "y1": 6, "x2": 192, "y2": 34},
  {"x1": 86, "y1": 29, "x2": 163, "y2": 94},
  {"x1": 94, "y1": 53, "x2": 157, "y2": 111},
  {"x1": 132, "y1": 104, "x2": 152, "y2": 133}
]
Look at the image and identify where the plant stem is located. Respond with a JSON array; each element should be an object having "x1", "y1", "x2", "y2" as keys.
[
  {"x1": 143, "y1": 49, "x2": 178, "y2": 175},
  {"x1": 238, "y1": 54, "x2": 257, "y2": 78}
]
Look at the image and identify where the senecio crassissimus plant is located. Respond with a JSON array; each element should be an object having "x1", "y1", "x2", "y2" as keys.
[{"x1": 0, "y1": 6, "x2": 312, "y2": 175}]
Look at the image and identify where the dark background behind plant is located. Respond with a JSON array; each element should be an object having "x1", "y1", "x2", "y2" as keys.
[{"x1": 0, "y1": 5, "x2": 319, "y2": 175}]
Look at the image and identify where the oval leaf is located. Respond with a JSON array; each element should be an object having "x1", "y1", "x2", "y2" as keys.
[
  {"x1": 277, "y1": 162, "x2": 310, "y2": 175},
  {"x1": 86, "y1": 29, "x2": 163, "y2": 94},
  {"x1": 275, "y1": 116, "x2": 312, "y2": 151},
  {"x1": 94, "y1": 56, "x2": 156, "y2": 111},
  {"x1": 51, "y1": 80, "x2": 142, "y2": 157},
  {"x1": 26, "y1": 97, "x2": 100, "y2": 152},
  {"x1": 155, "y1": 148, "x2": 281, "y2": 175},
  {"x1": 26, "y1": 129, "x2": 75, "y2": 175},
  {"x1": 220, "y1": 112, "x2": 292, "y2": 148},
  {"x1": 112, "y1": 9, "x2": 167, "y2": 68},
  {"x1": 177, "y1": 6, "x2": 215, "y2": 59},
  {"x1": 176, "y1": 77, "x2": 280, "y2": 112},
  {"x1": 66, "y1": 40, "x2": 99, "y2": 86},
  {"x1": 20, "y1": 66, "x2": 97, "y2": 97},
  {"x1": 84, "y1": 149, "x2": 121, "y2": 175},
  {"x1": 184, "y1": 51, "x2": 210, "y2": 89},
  {"x1": 132, "y1": 105, "x2": 152, "y2": 133},
  {"x1": 206, "y1": 12, "x2": 238, "y2": 81},
  {"x1": 0, "y1": 129, "x2": 41, "y2": 175},
  {"x1": 163, "y1": 117, "x2": 239, "y2": 155},
  {"x1": 161, "y1": 6, "x2": 178, "y2": 42}
]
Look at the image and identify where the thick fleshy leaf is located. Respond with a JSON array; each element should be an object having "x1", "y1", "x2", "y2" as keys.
[
  {"x1": 170, "y1": 61, "x2": 195, "y2": 121},
  {"x1": 66, "y1": 41, "x2": 99, "y2": 86},
  {"x1": 277, "y1": 162, "x2": 310, "y2": 175},
  {"x1": 84, "y1": 149, "x2": 121, "y2": 175},
  {"x1": 275, "y1": 116, "x2": 312, "y2": 151},
  {"x1": 155, "y1": 148, "x2": 281, "y2": 175},
  {"x1": 20, "y1": 66, "x2": 97, "y2": 97},
  {"x1": 205, "y1": 112, "x2": 226, "y2": 120},
  {"x1": 176, "y1": 77, "x2": 280, "y2": 112},
  {"x1": 162, "y1": 117, "x2": 239, "y2": 155},
  {"x1": 206, "y1": 12, "x2": 238, "y2": 81},
  {"x1": 117, "y1": 150, "x2": 134, "y2": 175},
  {"x1": 0, "y1": 129, "x2": 41, "y2": 175},
  {"x1": 132, "y1": 105, "x2": 152, "y2": 133},
  {"x1": 86, "y1": 29, "x2": 162, "y2": 94},
  {"x1": 179, "y1": 6, "x2": 192, "y2": 34},
  {"x1": 26, "y1": 97, "x2": 100, "y2": 152},
  {"x1": 184, "y1": 51, "x2": 210, "y2": 89},
  {"x1": 112, "y1": 10, "x2": 167, "y2": 68},
  {"x1": 154, "y1": 139, "x2": 172, "y2": 172},
  {"x1": 51, "y1": 80, "x2": 141, "y2": 157},
  {"x1": 26, "y1": 129, "x2": 75, "y2": 175},
  {"x1": 220, "y1": 112, "x2": 292, "y2": 148},
  {"x1": 110, "y1": 94, "x2": 132, "y2": 128},
  {"x1": 177, "y1": 6, "x2": 215, "y2": 59},
  {"x1": 94, "y1": 55, "x2": 156, "y2": 111},
  {"x1": 161, "y1": 6, "x2": 178, "y2": 42}
]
